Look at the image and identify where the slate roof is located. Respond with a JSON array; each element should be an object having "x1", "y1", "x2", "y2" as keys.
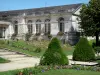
[{"x1": 0, "y1": 3, "x2": 82, "y2": 16}]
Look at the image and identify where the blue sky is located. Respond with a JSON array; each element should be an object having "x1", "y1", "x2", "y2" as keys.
[{"x1": 0, "y1": 0, "x2": 89, "y2": 11}]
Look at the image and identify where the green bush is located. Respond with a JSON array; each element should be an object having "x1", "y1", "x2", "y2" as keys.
[
  {"x1": 92, "y1": 41, "x2": 100, "y2": 48},
  {"x1": 97, "y1": 60, "x2": 100, "y2": 67},
  {"x1": 40, "y1": 37, "x2": 69, "y2": 65},
  {"x1": 57, "y1": 32, "x2": 64, "y2": 36},
  {"x1": 94, "y1": 47, "x2": 100, "y2": 55},
  {"x1": 96, "y1": 56, "x2": 100, "y2": 60},
  {"x1": 34, "y1": 48, "x2": 41, "y2": 53},
  {"x1": 73, "y1": 37, "x2": 95, "y2": 61},
  {"x1": 48, "y1": 34, "x2": 52, "y2": 40}
]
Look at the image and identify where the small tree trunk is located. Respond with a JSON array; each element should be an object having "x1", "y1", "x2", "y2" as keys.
[{"x1": 96, "y1": 31, "x2": 99, "y2": 46}]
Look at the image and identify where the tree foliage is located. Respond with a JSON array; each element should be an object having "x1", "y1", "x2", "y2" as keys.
[{"x1": 79, "y1": 0, "x2": 100, "y2": 45}]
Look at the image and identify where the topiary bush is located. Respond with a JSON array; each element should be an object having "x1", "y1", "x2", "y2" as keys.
[
  {"x1": 73, "y1": 37, "x2": 95, "y2": 61},
  {"x1": 40, "y1": 37, "x2": 69, "y2": 65}
]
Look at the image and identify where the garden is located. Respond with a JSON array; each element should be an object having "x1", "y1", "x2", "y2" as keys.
[
  {"x1": 0, "y1": 0, "x2": 100, "y2": 74},
  {"x1": 0, "y1": 37, "x2": 100, "y2": 75}
]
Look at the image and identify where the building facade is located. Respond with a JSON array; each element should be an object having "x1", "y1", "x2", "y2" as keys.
[{"x1": 0, "y1": 3, "x2": 82, "y2": 45}]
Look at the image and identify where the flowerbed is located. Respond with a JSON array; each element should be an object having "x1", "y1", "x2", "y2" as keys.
[{"x1": 16, "y1": 65, "x2": 100, "y2": 75}]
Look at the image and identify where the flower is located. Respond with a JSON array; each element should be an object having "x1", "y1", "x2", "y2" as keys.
[{"x1": 41, "y1": 69, "x2": 45, "y2": 72}]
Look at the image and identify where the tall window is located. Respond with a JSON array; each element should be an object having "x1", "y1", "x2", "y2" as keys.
[
  {"x1": 45, "y1": 19, "x2": 51, "y2": 34},
  {"x1": 36, "y1": 20, "x2": 41, "y2": 34},
  {"x1": 14, "y1": 21, "x2": 18, "y2": 34},
  {"x1": 27, "y1": 20, "x2": 32, "y2": 34},
  {"x1": 58, "y1": 17, "x2": 64, "y2": 32},
  {"x1": 0, "y1": 27, "x2": 3, "y2": 38}
]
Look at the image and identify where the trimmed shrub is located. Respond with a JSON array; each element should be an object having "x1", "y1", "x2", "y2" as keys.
[
  {"x1": 57, "y1": 32, "x2": 64, "y2": 36},
  {"x1": 48, "y1": 34, "x2": 52, "y2": 40},
  {"x1": 73, "y1": 37, "x2": 95, "y2": 61},
  {"x1": 40, "y1": 37, "x2": 69, "y2": 65}
]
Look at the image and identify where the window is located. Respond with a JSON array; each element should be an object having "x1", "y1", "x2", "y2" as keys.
[
  {"x1": 27, "y1": 20, "x2": 32, "y2": 34},
  {"x1": 0, "y1": 27, "x2": 3, "y2": 38},
  {"x1": 14, "y1": 21, "x2": 18, "y2": 34},
  {"x1": 58, "y1": 17, "x2": 64, "y2": 32},
  {"x1": 36, "y1": 20, "x2": 41, "y2": 34},
  {"x1": 45, "y1": 19, "x2": 51, "y2": 34}
]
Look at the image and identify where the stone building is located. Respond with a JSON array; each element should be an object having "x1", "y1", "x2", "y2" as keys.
[{"x1": 0, "y1": 3, "x2": 82, "y2": 45}]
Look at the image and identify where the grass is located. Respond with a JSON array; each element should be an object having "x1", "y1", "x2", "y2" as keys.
[
  {"x1": 37, "y1": 69, "x2": 100, "y2": 75},
  {"x1": 62, "y1": 44, "x2": 74, "y2": 55},
  {"x1": 0, "y1": 40, "x2": 74, "y2": 57},
  {"x1": 6, "y1": 45, "x2": 45, "y2": 57},
  {"x1": 30, "y1": 41, "x2": 74, "y2": 56},
  {"x1": 0, "y1": 69, "x2": 100, "y2": 75},
  {"x1": 0, "y1": 69, "x2": 19, "y2": 75},
  {"x1": 4, "y1": 40, "x2": 45, "y2": 57},
  {"x1": 0, "y1": 57, "x2": 10, "y2": 63}
]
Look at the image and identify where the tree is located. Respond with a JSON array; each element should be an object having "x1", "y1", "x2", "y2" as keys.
[
  {"x1": 79, "y1": 0, "x2": 100, "y2": 46},
  {"x1": 40, "y1": 37, "x2": 69, "y2": 65}
]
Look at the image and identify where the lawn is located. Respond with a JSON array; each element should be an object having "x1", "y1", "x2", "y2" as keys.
[
  {"x1": 5, "y1": 40, "x2": 46, "y2": 57},
  {"x1": 0, "y1": 39, "x2": 96, "y2": 58},
  {"x1": 0, "y1": 69, "x2": 100, "y2": 75},
  {"x1": 37, "y1": 69, "x2": 100, "y2": 75},
  {"x1": 6, "y1": 46, "x2": 45, "y2": 57},
  {"x1": 0, "y1": 69, "x2": 19, "y2": 75},
  {"x1": 0, "y1": 57, "x2": 10, "y2": 63},
  {"x1": 1, "y1": 40, "x2": 74, "y2": 57}
]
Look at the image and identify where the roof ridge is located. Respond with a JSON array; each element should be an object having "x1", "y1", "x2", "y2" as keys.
[{"x1": 0, "y1": 3, "x2": 82, "y2": 12}]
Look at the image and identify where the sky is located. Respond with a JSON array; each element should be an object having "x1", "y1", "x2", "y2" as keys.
[{"x1": 0, "y1": 0, "x2": 89, "y2": 11}]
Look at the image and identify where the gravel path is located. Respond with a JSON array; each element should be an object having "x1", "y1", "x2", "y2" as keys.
[
  {"x1": 0, "y1": 49, "x2": 40, "y2": 72},
  {"x1": 67, "y1": 55, "x2": 98, "y2": 65}
]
